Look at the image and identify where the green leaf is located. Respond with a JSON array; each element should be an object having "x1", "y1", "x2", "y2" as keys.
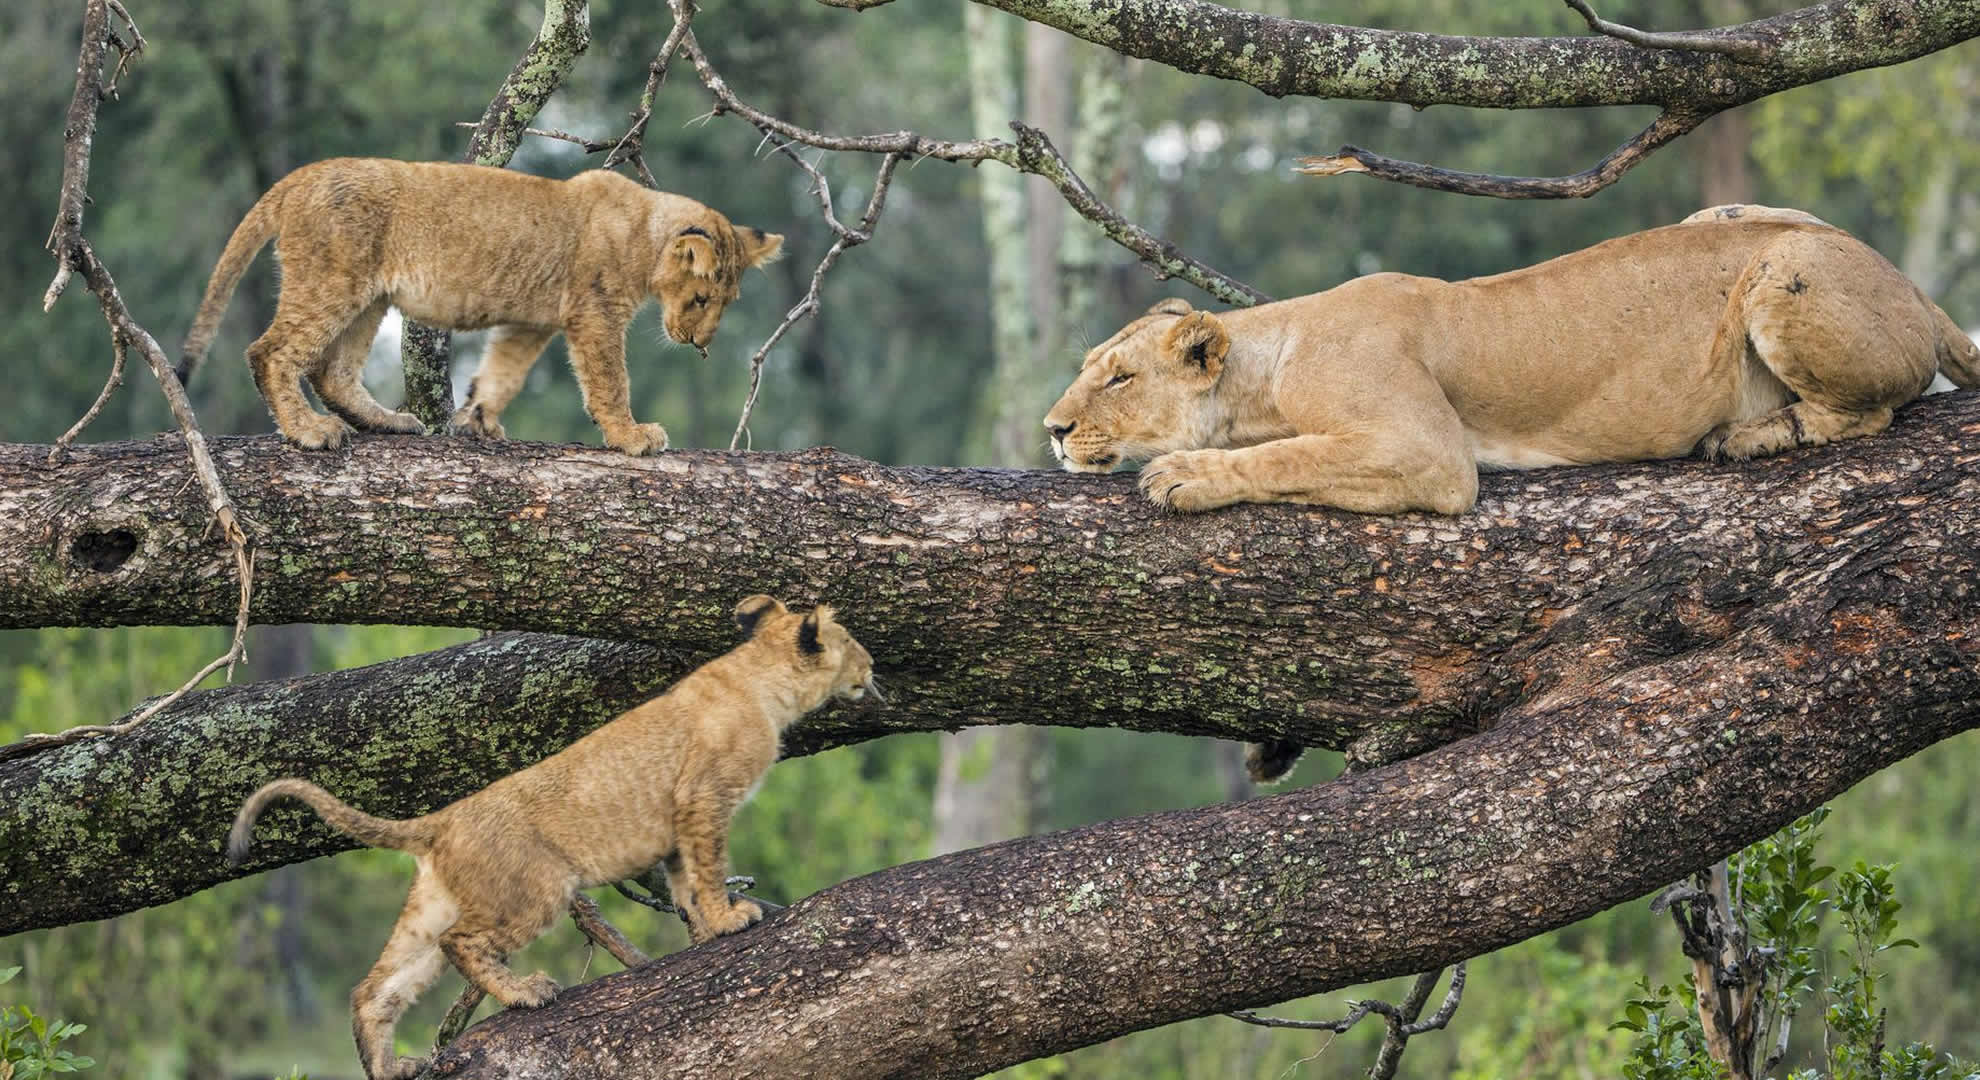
[{"x1": 0, "y1": 968, "x2": 18, "y2": 986}]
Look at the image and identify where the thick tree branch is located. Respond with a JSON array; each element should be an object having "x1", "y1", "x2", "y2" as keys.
[
  {"x1": 422, "y1": 586, "x2": 1978, "y2": 1078},
  {"x1": 4, "y1": 393, "x2": 1978, "y2": 933}
]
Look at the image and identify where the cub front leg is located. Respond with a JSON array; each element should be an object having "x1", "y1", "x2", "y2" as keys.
[{"x1": 565, "y1": 311, "x2": 669, "y2": 456}]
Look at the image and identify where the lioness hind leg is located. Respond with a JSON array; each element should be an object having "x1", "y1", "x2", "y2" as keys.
[
  {"x1": 449, "y1": 325, "x2": 555, "y2": 440},
  {"x1": 1708, "y1": 230, "x2": 1940, "y2": 461},
  {"x1": 313, "y1": 298, "x2": 426, "y2": 435}
]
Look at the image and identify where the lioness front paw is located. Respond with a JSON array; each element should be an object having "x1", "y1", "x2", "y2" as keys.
[
  {"x1": 604, "y1": 422, "x2": 670, "y2": 456},
  {"x1": 1139, "y1": 449, "x2": 1242, "y2": 512},
  {"x1": 448, "y1": 403, "x2": 507, "y2": 440},
  {"x1": 281, "y1": 412, "x2": 354, "y2": 451},
  {"x1": 692, "y1": 898, "x2": 764, "y2": 944}
]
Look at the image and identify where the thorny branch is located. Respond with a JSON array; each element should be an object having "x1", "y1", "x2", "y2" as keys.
[
  {"x1": 20, "y1": 0, "x2": 255, "y2": 756},
  {"x1": 1227, "y1": 963, "x2": 1466, "y2": 1080}
]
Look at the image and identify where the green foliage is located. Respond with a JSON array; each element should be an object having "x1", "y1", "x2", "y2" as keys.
[
  {"x1": 1614, "y1": 809, "x2": 1977, "y2": 1080},
  {"x1": 0, "y1": 966, "x2": 97, "y2": 1078}
]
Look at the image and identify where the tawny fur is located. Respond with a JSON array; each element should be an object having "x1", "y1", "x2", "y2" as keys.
[
  {"x1": 180, "y1": 157, "x2": 783, "y2": 455},
  {"x1": 227, "y1": 596, "x2": 873, "y2": 1080},
  {"x1": 1044, "y1": 205, "x2": 1980, "y2": 517}
]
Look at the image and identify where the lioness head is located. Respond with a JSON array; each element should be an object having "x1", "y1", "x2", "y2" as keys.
[
  {"x1": 1042, "y1": 298, "x2": 1230, "y2": 471},
  {"x1": 656, "y1": 220, "x2": 784, "y2": 348},
  {"x1": 734, "y1": 595, "x2": 879, "y2": 704}
]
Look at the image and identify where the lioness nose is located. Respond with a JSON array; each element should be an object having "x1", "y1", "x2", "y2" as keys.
[{"x1": 1046, "y1": 420, "x2": 1075, "y2": 439}]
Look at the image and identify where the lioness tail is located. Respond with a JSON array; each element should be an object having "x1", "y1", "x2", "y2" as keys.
[
  {"x1": 227, "y1": 778, "x2": 432, "y2": 866},
  {"x1": 178, "y1": 182, "x2": 287, "y2": 387}
]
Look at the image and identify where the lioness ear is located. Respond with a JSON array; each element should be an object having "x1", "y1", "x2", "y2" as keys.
[
  {"x1": 797, "y1": 609, "x2": 825, "y2": 656},
  {"x1": 1163, "y1": 311, "x2": 1229, "y2": 380},
  {"x1": 734, "y1": 594, "x2": 788, "y2": 635},
  {"x1": 1145, "y1": 298, "x2": 1194, "y2": 317},
  {"x1": 672, "y1": 228, "x2": 720, "y2": 279},
  {"x1": 739, "y1": 226, "x2": 784, "y2": 268}
]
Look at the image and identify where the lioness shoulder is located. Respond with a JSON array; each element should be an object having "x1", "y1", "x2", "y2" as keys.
[{"x1": 179, "y1": 157, "x2": 783, "y2": 455}]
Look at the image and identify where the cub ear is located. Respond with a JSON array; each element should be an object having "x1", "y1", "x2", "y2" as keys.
[
  {"x1": 1162, "y1": 311, "x2": 1230, "y2": 380},
  {"x1": 1145, "y1": 298, "x2": 1194, "y2": 317},
  {"x1": 797, "y1": 609, "x2": 824, "y2": 656},
  {"x1": 672, "y1": 228, "x2": 720, "y2": 279},
  {"x1": 734, "y1": 594, "x2": 788, "y2": 635},
  {"x1": 740, "y1": 226, "x2": 784, "y2": 268}
]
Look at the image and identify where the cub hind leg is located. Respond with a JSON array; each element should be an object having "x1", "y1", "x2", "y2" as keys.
[
  {"x1": 351, "y1": 874, "x2": 459, "y2": 1080},
  {"x1": 1703, "y1": 229, "x2": 1941, "y2": 461},
  {"x1": 436, "y1": 865, "x2": 573, "y2": 1009},
  {"x1": 311, "y1": 298, "x2": 426, "y2": 435},
  {"x1": 449, "y1": 325, "x2": 555, "y2": 440}
]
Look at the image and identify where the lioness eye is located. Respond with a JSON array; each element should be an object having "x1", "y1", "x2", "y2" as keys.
[{"x1": 1105, "y1": 372, "x2": 1134, "y2": 388}]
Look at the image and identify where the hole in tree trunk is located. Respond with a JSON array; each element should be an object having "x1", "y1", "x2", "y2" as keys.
[{"x1": 70, "y1": 528, "x2": 138, "y2": 572}]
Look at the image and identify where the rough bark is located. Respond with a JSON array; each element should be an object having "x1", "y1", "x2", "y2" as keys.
[
  {"x1": 424, "y1": 558, "x2": 1979, "y2": 1078},
  {"x1": 957, "y1": 0, "x2": 1980, "y2": 110},
  {"x1": 4, "y1": 393, "x2": 1978, "y2": 933}
]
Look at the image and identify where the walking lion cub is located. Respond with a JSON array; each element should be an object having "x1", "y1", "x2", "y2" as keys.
[
  {"x1": 227, "y1": 596, "x2": 874, "y2": 1080},
  {"x1": 179, "y1": 157, "x2": 783, "y2": 454},
  {"x1": 1045, "y1": 205, "x2": 1979, "y2": 515}
]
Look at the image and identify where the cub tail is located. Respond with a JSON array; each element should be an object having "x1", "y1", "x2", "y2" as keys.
[
  {"x1": 1929, "y1": 299, "x2": 1980, "y2": 390},
  {"x1": 178, "y1": 182, "x2": 287, "y2": 387},
  {"x1": 227, "y1": 778, "x2": 433, "y2": 866}
]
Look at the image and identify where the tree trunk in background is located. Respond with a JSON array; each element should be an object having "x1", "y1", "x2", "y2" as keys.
[
  {"x1": 1695, "y1": 0, "x2": 1753, "y2": 207},
  {"x1": 248, "y1": 622, "x2": 318, "y2": 1023},
  {"x1": 940, "y1": 7, "x2": 1051, "y2": 857},
  {"x1": 1023, "y1": 23, "x2": 1070, "y2": 369},
  {"x1": 1057, "y1": 50, "x2": 1129, "y2": 349}
]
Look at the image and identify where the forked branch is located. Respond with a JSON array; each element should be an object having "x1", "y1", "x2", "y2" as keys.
[{"x1": 1228, "y1": 963, "x2": 1467, "y2": 1080}]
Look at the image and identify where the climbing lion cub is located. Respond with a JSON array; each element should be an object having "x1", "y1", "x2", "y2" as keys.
[
  {"x1": 179, "y1": 157, "x2": 783, "y2": 454},
  {"x1": 1044, "y1": 205, "x2": 1980, "y2": 515},
  {"x1": 227, "y1": 597, "x2": 874, "y2": 1080}
]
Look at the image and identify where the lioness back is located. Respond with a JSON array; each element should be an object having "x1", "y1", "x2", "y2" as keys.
[{"x1": 180, "y1": 157, "x2": 783, "y2": 455}]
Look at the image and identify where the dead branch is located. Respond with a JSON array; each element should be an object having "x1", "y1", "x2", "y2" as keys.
[
  {"x1": 1296, "y1": 108, "x2": 1710, "y2": 199},
  {"x1": 29, "y1": 0, "x2": 254, "y2": 754},
  {"x1": 1228, "y1": 963, "x2": 1466, "y2": 1080}
]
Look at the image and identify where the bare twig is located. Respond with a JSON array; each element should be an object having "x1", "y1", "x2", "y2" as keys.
[
  {"x1": 613, "y1": 871, "x2": 787, "y2": 923},
  {"x1": 730, "y1": 150, "x2": 901, "y2": 450},
  {"x1": 1563, "y1": 0, "x2": 1772, "y2": 63},
  {"x1": 1296, "y1": 108, "x2": 1710, "y2": 200},
  {"x1": 452, "y1": 120, "x2": 614, "y2": 153},
  {"x1": 600, "y1": 6, "x2": 700, "y2": 174},
  {"x1": 16, "y1": 0, "x2": 255, "y2": 758},
  {"x1": 50, "y1": 334, "x2": 126, "y2": 459},
  {"x1": 1229, "y1": 962, "x2": 1466, "y2": 1080}
]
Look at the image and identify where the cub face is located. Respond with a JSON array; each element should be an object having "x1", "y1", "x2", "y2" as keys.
[
  {"x1": 1043, "y1": 299, "x2": 1231, "y2": 472},
  {"x1": 656, "y1": 221, "x2": 785, "y2": 348},
  {"x1": 732, "y1": 594, "x2": 880, "y2": 703}
]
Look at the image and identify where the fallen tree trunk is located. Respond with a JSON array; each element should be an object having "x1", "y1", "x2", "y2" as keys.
[{"x1": 2, "y1": 393, "x2": 1978, "y2": 935}]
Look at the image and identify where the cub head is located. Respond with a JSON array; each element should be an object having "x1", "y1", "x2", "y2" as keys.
[
  {"x1": 733, "y1": 595, "x2": 879, "y2": 704},
  {"x1": 1042, "y1": 298, "x2": 1230, "y2": 472},
  {"x1": 655, "y1": 216, "x2": 784, "y2": 349}
]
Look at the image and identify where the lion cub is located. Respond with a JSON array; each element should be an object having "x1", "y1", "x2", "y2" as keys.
[
  {"x1": 227, "y1": 597, "x2": 874, "y2": 1080},
  {"x1": 179, "y1": 157, "x2": 783, "y2": 455}
]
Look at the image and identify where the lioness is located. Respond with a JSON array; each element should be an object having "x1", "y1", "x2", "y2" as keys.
[
  {"x1": 227, "y1": 596, "x2": 875, "y2": 1080},
  {"x1": 1044, "y1": 206, "x2": 1979, "y2": 515},
  {"x1": 179, "y1": 157, "x2": 783, "y2": 454}
]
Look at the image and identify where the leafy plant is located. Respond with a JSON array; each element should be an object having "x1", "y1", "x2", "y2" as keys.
[
  {"x1": 0, "y1": 966, "x2": 96, "y2": 1078},
  {"x1": 1612, "y1": 810, "x2": 1979, "y2": 1080}
]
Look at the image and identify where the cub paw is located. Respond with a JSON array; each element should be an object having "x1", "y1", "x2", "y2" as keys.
[
  {"x1": 373, "y1": 410, "x2": 428, "y2": 436},
  {"x1": 1139, "y1": 449, "x2": 1239, "y2": 512},
  {"x1": 605, "y1": 422, "x2": 670, "y2": 457},
  {"x1": 448, "y1": 403, "x2": 507, "y2": 440},
  {"x1": 511, "y1": 972, "x2": 561, "y2": 1008},
  {"x1": 692, "y1": 899, "x2": 765, "y2": 944},
  {"x1": 282, "y1": 413, "x2": 353, "y2": 451},
  {"x1": 380, "y1": 1054, "x2": 429, "y2": 1080}
]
